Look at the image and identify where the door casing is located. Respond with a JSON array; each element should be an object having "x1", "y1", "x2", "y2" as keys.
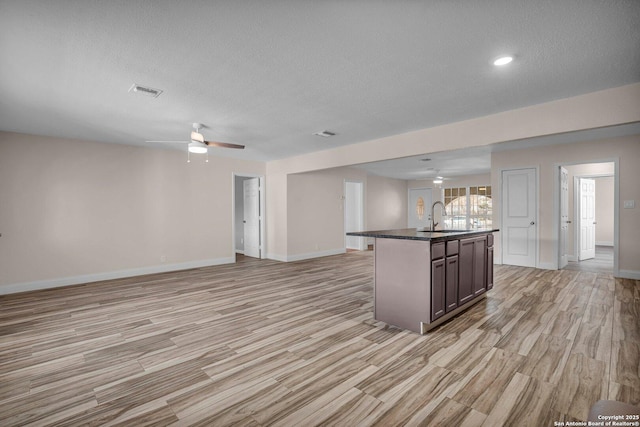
[
  {"x1": 500, "y1": 167, "x2": 538, "y2": 268},
  {"x1": 559, "y1": 166, "x2": 569, "y2": 269},
  {"x1": 243, "y1": 178, "x2": 261, "y2": 258},
  {"x1": 344, "y1": 180, "x2": 366, "y2": 251},
  {"x1": 232, "y1": 173, "x2": 266, "y2": 259},
  {"x1": 552, "y1": 159, "x2": 619, "y2": 275}
]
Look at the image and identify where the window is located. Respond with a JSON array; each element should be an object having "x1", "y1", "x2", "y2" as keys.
[{"x1": 443, "y1": 186, "x2": 492, "y2": 229}]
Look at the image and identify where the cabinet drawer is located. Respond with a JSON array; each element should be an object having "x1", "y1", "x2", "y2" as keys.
[
  {"x1": 431, "y1": 242, "x2": 445, "y2": 260},
  {"x1": 487, "y1": 234, "x2": 494, "y2": 247},
  {"x1": 446, "y1": 240, "x2": 459, "y2": 256}
]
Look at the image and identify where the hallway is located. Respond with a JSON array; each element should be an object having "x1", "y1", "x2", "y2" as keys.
[{"x1": 563, "y1": 246, "x2": 614, "y2": 274}]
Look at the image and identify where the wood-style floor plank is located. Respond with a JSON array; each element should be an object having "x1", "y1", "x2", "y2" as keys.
[{"x1": 1, "y1": 251, "x2": 638, "y2": 426}]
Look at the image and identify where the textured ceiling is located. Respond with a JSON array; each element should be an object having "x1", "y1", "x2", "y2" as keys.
[{"x1": 1, "y1": 1, "x2": 639, "y2": 161}]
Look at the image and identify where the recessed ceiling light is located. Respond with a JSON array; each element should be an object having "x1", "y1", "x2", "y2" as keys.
[
  {"x1": 314, "y1": 130, "x2": 336, "y2": 137},
  {"x1": 493, "y1": 56, "x2": 513, "y2": 66},
  {"x1": 433, "y1": 179, "x2": 443, "y2": 184}
]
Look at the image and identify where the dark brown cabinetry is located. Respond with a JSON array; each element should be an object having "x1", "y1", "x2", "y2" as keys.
[
  {"x1": 358, "y1": 228, "x2": 498, "y2": 334},
  {"x1": 431, "y1": 242, "x2": 445, "y2": 321},
  {"x1": 431, "y1": 240, "x2": 461, "y2": 321},
  {"x1": 487, "y1": 234, "x2": 494, "y2": 290},
  {"x1": 472, "y1": 237, "x2": 487, "y2": 296},
  {"x1": 445, "y1": 240, "x2": 459, "y2": 313},
  {"x1": 458, "y1": 236, "x2": 488, "y2": 305},
  {"x1": 458, "y1": 238, "x2": 475, "y2": 305},
  {"x1": 431, "y1": 257, "x2": 445, "y2": 321}
]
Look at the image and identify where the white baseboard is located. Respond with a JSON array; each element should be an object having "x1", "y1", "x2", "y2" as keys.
[
  {"x1": 618, "y1": 270, "x2": 640, "y2": 280},
  {"x1": 596, "y1": 241, "x2": 614, "y2": 247},
  {"x1": 266, "y1": 253, "x2": 287, "y2": 262},
  {"x1": 235, "y1": 250, "x2": 245, "y2": 255},
  {"x1": 537, "y1": 262, "x2": 557, "y2": 270},
  {"x1": 0, "y1": 257, "x2": 235, "y2": 295},
  {"x1": 266, "y1": 249, "x2": 347, "y2": 262},
  {"x1": 567, "y1": 255, "x2": 578, "y2": 262},
  {"x1": 286, "y1": 248, "x2": 346, "y2": 262}
]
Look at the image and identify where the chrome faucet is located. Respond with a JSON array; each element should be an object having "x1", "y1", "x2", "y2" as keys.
[{"x1": 430, "y1": 201, "x2": 448, "y2": 231}]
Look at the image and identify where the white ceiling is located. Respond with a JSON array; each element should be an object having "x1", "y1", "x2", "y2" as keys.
[{"x1": 1, "y1": 1, "x2": 639, "y2": 162}]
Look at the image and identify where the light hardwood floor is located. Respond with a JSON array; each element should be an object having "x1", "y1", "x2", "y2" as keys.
[
  {"x1": 564, "y1": 245, "x2": 614, "y2": 274},
  {"x1": 1, "y1": 251, "x2": 638, "y2": 426}
]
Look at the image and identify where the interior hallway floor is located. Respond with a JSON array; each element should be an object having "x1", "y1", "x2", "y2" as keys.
[{"x1": 564, "y1": 245, "x2": 614, "y2": 274}]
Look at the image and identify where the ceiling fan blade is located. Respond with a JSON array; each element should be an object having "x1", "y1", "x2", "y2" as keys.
[
  {"x1": 204, "y1": 140, "x2": 245, "y2": 149},
  {"x1": 145, "y1": 140, "x2": 189, "y2": 143}
]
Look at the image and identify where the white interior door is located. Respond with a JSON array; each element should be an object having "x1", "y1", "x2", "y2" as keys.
[
  {"x1": 502, "y1": 168, "x2": 537, "y2": 267},
  {"x1": 559, "y1": 167, "x2": 569, "y2": 269},
  {"x1": 579, "y1": 178, "x2": 596, "y2": 261},
  {"x1": 408, "y1": 188, "x2": 432, "y2": 230},
  {"x1": 243, "y1": 178, "x2": 261, "y2": 258},
  {"x1": 345, "y1": 181, "x2": 365, "y2": 250}
]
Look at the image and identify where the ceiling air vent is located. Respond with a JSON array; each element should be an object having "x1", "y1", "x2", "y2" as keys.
[
  {"x1": 128, "y1": 83, "x2": 163, "y2": 98},
  {"x1": 313, "y1": 130, "x2": 336, "y2": 137}
]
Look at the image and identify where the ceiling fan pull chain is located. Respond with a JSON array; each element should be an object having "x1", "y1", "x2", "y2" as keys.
[
  {"x1": 187, "y1": 149, "x2": 191, "y2": 163},
  {"x1": 206, "y1": 151, "x2": 209, "y2": 163}
]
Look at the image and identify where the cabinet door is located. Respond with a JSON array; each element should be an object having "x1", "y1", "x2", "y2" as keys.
[
  {"x1": 431, "y1": 258, "x2": 445, "y2": 321},
  {"x1": 445, "y1": 255, "x2": 459, "y2": 312},
  {"x1": 473, "y1": 237, "x2": 487, "y2": 296},
  {"x1": 487, "y1": 246, "x2": 494, "y2": 290},
  {"x1": 458, "y1": 238, "x2": 475, "y2": 305}
]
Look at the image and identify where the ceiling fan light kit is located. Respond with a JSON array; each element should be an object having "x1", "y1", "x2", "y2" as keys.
[
  {"x1": 188, "y1": 141, "x2": 208, "y2": 154},
  {"x1": 190, "y1": 131, "x2": 205, "y2": 143},
  {"x1": 146, "y1": 122, "x2": 245, "y2": 158}
]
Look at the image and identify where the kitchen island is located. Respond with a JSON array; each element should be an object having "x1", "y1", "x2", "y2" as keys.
[{"x1": 347, "y1": 228, "x2": 498, "y2": 334}]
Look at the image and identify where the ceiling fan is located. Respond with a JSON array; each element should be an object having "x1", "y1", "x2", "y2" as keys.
[
  {"x1": 146, "y1": 123, "x2": 245, "y2": 153},
  {"x1": 426, "y1": 170, "x2": 448, "y2": 185}
]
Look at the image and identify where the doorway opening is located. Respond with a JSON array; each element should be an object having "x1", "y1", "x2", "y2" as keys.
[
  {"x1": 557, "y1": 162, "x2": 616, "y2": 274},
  {"x1": 344, "y1": 180, "x2": 366, "y2": 251},
  {"x1": 233, "y1": 174, "x2": 265, "y2": 260}
]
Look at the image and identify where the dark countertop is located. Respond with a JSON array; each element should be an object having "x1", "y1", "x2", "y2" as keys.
[{"x1": 346, "y1": 228, "x2": 499, "y2": 242}]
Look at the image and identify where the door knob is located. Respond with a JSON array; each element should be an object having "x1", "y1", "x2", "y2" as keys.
[
  {"x1": 530, "y1": 221, "x2": 535, "y2": 226},
  {"x1": 593, "y1": 221, "x2": 597, "y2": 225}
]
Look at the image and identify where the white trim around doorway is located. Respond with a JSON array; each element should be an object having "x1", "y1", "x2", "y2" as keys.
[
  {"x1": 232, "y1": 173, "x2": 267, "y2": 260},
  {"x1": 499, "y1": 166, "x2": 540, "y2": 269},
  {"x1": 552, "y1": 158, "x2": 619, "y2": 276}
]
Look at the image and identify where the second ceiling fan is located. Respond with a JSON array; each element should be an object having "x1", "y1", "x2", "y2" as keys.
[{"x1": 147, "y1": 123, "x2": 245, "y2": 153}]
